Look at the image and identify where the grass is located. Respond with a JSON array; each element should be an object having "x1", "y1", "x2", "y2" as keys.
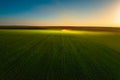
[{"x1": 0, "y1": 29, "x2": 120, "y2": 80}]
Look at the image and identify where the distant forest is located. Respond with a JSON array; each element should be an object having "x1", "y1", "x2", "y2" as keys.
[{"x1": 0, "y1": 26, "x2": 120, "y2": 32}]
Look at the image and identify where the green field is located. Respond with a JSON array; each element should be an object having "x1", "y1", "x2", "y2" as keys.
[{"x1": 0, "y1": 30, "x2": 120, "y2": 80}]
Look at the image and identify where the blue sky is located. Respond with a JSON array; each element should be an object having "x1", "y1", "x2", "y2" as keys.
[{"x1": 0, "y1": 0, "x2": 119, "y2": 26}]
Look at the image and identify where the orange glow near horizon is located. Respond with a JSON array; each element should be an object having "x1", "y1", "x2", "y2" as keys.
[{"x1": 28, "y1": 5, "x2": 120, "y2": 27}]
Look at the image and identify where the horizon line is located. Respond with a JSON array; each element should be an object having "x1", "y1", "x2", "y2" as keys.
[{"x1": 0, "y1": 25, "x2": 120, "y2": 28}]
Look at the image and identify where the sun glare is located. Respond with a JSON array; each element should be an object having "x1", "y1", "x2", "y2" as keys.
[
  {"x1": 114, "y1": 4, "x2": 120, "y2": 25},
  {"x1": 61, "y1": 29, "x2": 81, "y2": 34},
  {"x1": 62, "y1": 29, "x2": 70, "y2": 32},
  {"x1": 116, "y1": 14, "x2": 120, "y2": 23}
]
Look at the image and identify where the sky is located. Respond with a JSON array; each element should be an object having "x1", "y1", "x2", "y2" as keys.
[{"x1": 0, "y1": 0, "x2": 120, "y2": 27}]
